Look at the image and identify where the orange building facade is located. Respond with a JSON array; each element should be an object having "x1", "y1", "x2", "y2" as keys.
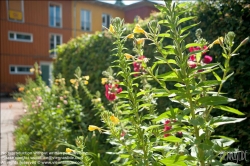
[
  {"x1": 0, "y1": 0, "x2": 72, "y2": 93},
  {"x1": 0, "y1": 0, "x2": 157, "y2": 95}
]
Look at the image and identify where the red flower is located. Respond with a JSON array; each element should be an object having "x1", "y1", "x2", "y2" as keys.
[
  {"x1": 187, "y1": 61, "x2": 197, "y2": 68},
  {"x1": 202, "y1": 55, "x2": 213, "y2": 64},
  {"x1": 133, "y1": 55, "x2": 146, "y2": 77},
  {"x1": 189, "y1": 54, "x2": 196, "y2": 61},
  {"x1": 164, "y1": 119, "x2": 172, "y2": 137},
  {"x1": 189, "y1": 47, "x2": 200, "y2": 52},
  {"x1": 105, "y1": 83, "x2": 122, "y2": 101}
]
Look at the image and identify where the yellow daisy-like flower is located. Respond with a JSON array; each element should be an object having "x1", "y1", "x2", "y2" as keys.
[
  {"x1": 88, "y1": 125, "x2": 102, "y2": 133},
  {"x1": 136, "y1": 38, "x2": 145, "y2": 45},
  {"x1": 126, "y1": 33, "x2": 134, "y2": 39},
  {"x1": 110, "y1": 115, "x2": 119, "y2": 125},
  {"x1": 84, "y1": 76, "x2": 89, "y2": 80},
  {"x1": 124, "y1": 53, "x2": 133, "y2": 60},
  {"x1": 70, "y1": 79, "x2": 76, "y2": 84},
  {"x1": 17, "y1": 97, "x2": 22, "y2": 102},
  {"x1": 109, "y1": 24, "x2": 115, "y2": 33},
  {"x1": 84, "y1": 81, "x2": 88, "y2": 85},
  {"x1": 30, "y1": 68, "x2": 35, "y2": 73},
  {"x1": 66, "y1": 148, "x2": 74, "y2": 153},
  {"x1": 18, "y1": 87, "x2": 25, "y2": 92},
  {"x1": 101, "y1": 78, "x2": 108, "y2": 85},
  {"x1": 133, "y1": 24, "x2": 146, "y2": 34}
]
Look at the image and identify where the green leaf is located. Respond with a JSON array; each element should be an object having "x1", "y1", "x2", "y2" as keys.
[
  {"x1": 185, "y1": 43, "x2": 203, "y2": 49},
  {"x1": 158, "y1": 33, "x2": 171, "y2": 38},
  {"x1": 181, "y1": 23, "x2": 199, "y2": 35},
  {"x1": 152, "y1": 88, "x2": 169, "y2": 97},
  {"x1": 177, "y1": 16, "x2": 196, "y2": 25},
  {"x1": 197, "y1": 96, "x2": 235, "y2": 106},
  {"x1": 197, "y1": 80, "x2": 221, "y2": 88},
  {"x1": 213, "y1": 71, "x2": 222, "y2": 81},
  {"x1": 161, "y1": 136, "x2": 182, "y2": 143},
  {"x1": 211, "y1": 116, "x2": 246, "y2": 126},
  {"x1": 214, "y1": 105, "x2": 245, "y2": 115},
  {"x1": 160, "y1": 155, "x2": 195, "y2": 166},
  {"x1": 152, "y1": 108, "x2": 180, "y2": 122},
  {"x1": 157, "y1": 71, "x2": 179, "y2": 81}
]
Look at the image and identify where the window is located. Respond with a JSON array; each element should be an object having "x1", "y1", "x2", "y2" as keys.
[
  {"x1": 81, "y1": 9, "x2": 91, "y2": 31},
  {"x1": 102, "y1": 14, "x2": 111, "y2": 30},
  {"x1": 49, "y1": 34, "x2": 62, "y2": 57},
  {"x1": 7, "y1": 0, "x2": 24, "y2": 22},
  {"x1": 9, "y1": 65, "x2": 33, "y2": 74},
  {"x1": 8, "y1": 31, "x2": 33, "y2": 42},
  {"x1": 49, "y1": 3, "x2": 62, "y2": 27}
]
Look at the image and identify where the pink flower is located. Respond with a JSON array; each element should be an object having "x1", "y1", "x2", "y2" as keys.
[
  {"x1": 63, "y1": 100, "x2": 68, "y2": 105},
  {"x1": 105, "y1": 83, "x2": 122, "y2": 101},
  {"x1": 187, "y1": 61, "x2": 197, "y2": 68},
  {"x1": 202, "y1": 55, "x2": 213, "y2": 64},
  {"x1": 189, "y1": 47, "x2": 200, "y2": 52},
  {"x1": 164, "y1": 119, "x2": 172, "y2": 137},
  {"x1": 189, "y1": 54, "x2": 196, "y2": 61},
  {"x1": 133, "y1": 55, "x2": 147, "y2": 77},
  {"x1": 121, "y1": 131, "x2": 126, "y2": 137}
]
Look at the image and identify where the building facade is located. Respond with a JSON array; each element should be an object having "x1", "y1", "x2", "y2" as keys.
[
  {"x1": 0, "y1": 0, "x2": 157, "y2": 94},
  {"x1": 1, "y1": 0, "x2": 72, "y2": 93}
]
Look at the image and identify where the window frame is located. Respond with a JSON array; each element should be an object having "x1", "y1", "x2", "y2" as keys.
[
  {"x1": 8, "y1": 31, "x2": 33, "y2": 42},
  {"x1": 102, "y1": 13, "x2": 112, "y2": 30},
  {"x1": 80, "y1": 9, "x2": 91, "y2": 32},
  {"x1": 9, "y1": 65, "x2": 33, "y2": 75},
  {"x1": 49, "y1": 33, "x2": 62, "y2": 58},
  {"x1": 6, "y1": 0, "x2": 25, "y2": 23},
  {"x1": 48, "y1": 2, "x2": 62, "y2": 28}
]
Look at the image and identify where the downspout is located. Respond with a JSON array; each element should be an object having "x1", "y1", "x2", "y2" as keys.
[{"x1": 74, "y1": 0, "x2": 76, "y2": 37}]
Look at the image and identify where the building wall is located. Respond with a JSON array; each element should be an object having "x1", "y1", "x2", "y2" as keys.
[
  {"x1": 72, "y1": 1, "x2": 124, "y2": 37},
  {"x1": 124, "y1": 6, "x2": 158, "y2": 23},
  {"x1": 0, "y1": 0, "x2": 72, "y2": 93}
]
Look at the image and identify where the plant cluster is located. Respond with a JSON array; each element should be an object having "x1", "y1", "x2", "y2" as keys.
[{"x1": 61, "y1": 1, "x2": 248, "y2": 165}]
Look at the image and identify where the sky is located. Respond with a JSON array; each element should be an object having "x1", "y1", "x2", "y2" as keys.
[
  {"x1": 98, "y1": 0, "x2": 195, "y2": 5},
  {"x1": 98, "y1": 0, "x2": 165, "y2": 5}
]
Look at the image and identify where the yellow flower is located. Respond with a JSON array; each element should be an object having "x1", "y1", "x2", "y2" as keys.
[
  {"x1": 136, "y1": 38, "x2": 145, "y2": 45},
  {"x1": 84, "y1": 81, "x2": 88, "y2": 85},
  {"x1": 30, "y1": 68, "x2": 35, "y2": 73},
  {"x1": 84, "y1": 76, "x2": 89, "y2": 80},
  {"x1": 70, "y1": 79, "x2": 76, "y2": 84},
  {"x1": 124, "y1": 53, "x2": 133, "y2": 60},
  {"x1": 126, "y1": 33, "x2": 134, "y2": 39},
  {"x1": 17, "y1": 97, "x2": 22, "y2": 102},
  {"x1": 110, "y1": 115, "x2": 119, "y2": 125},
  {"x1": 66, "y1": 148, "x2": 74, "y2": 153},
  {"x1": 18, "y1": 87, "x2": 25, "y2": 92},
  {"x1": 101, "y1": 78, "x2": 108, "y2": 85},
  {"x1": 133, "y1": 24, "x2": 146, "y2": 34},
  {"x1": 88, "y1": 125, "x2": 102, "y2": 133},
  {"x1": 109, "y1": 24, "x2": 115, "y2": 33},
  {"x1": 213, "y1": 37, "x2": 224, "y2": 45}
]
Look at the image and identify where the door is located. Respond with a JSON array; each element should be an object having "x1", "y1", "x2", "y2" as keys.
[{"x1": 40, "y1": 62, "x2": 52, "y2": 86}]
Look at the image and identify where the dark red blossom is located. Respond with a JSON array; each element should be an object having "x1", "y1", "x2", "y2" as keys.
[
  {"x1": 105, "y1": 83, "x2": 122, "y2": 101},
  {"x1": 133, "y1": 55, "x2": 146, "y2": 77}
]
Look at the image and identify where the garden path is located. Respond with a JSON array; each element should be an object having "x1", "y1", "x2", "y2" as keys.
[{"x1": 1, "y1": 98, "x2": 25, "y2": 165}]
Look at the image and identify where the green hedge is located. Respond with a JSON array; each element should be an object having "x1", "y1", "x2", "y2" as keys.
[{"x1": 53, "y1": 0, "x2": 250, "y2": 164}]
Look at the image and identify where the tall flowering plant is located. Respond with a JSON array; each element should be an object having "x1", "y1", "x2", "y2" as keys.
[{"x1": 64, "y1": 0, "x2": 248, "y2": 165}]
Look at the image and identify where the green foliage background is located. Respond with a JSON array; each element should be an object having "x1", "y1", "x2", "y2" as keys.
[{"x1": 53, "y1": 0, "x2": 250, "y2": 164}]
